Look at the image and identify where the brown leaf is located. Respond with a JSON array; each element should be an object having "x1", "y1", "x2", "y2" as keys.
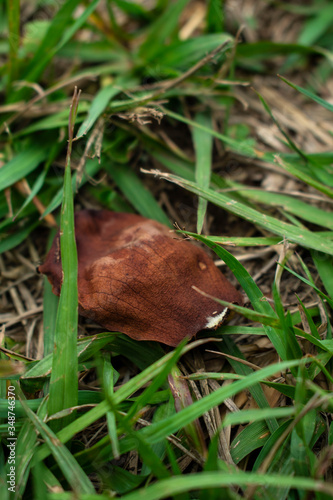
[{"x1": 38, "y1": 210, "x2": 243, "y2": 346}]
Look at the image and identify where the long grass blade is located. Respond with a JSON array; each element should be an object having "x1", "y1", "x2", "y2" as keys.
[
  {"x1": 192, "y1": 112, "x2": 213, "y2": 233},
  {"x1": 47, "y1": 90, "x2": 79, "y2": 431},
  {"x1": 0, "y1": 146, "x2": 49, "y2": 191},
  {"x1": 6, "y1": 0, "x2": 20, "y2": 93},
  {"x1": 19, "y1": 397, "x2": 95, "y2": 494},
  {"x1": 150, "y1": 172, "x2": 333, "y2": 255}
]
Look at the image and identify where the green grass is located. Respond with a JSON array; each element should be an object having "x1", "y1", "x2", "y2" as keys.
[{"x1": 0, "y1": 1, "x2": 333, "y2": 499}]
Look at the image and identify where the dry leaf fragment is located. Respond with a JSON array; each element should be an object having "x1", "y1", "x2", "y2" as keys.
[{"x1": 38, "y1": 210, "x2": 243, "y2": 346}]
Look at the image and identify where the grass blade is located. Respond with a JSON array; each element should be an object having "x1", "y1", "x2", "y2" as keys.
[
  {"x1": 77, "y1": 82, "x2": 123, "y2": 137},
  {"x1": 207, "y1": 0, "x2": 224, "y2": 33},
  {"x1": 311, "y1": 251, "x2": 333, "y2": 300},
  {"x1": 275, "y1": 156, "x2": 333, "y2": 198},
  {"x1": 0, "y1": 216, "x2": 39, "y2": 253},
  {"x1": 220, "y1": 336, "x2": 279, "y2": 434},
  {"x1": 161, "y1": 106, "x2": 272, "y2": 160},
  {"x1": 150, "y1": 172, "x2": 333, "y2": 255},
  {"x1": 192, "y1": 112, "x2": 213, "y2": 233},
  {"x1": 279, "y1": 263, "x2": 333, "y2": 309},
  {"x1": 20, "y1": 0, "x2": 101, "y2": 89},
  {"x1": 47, "y1": 90, "x2": 79, "y2": 431},
  {"x1": 19, "y1": 396, "x2": 95, "y2": 494},
  {"x1": 231, "y1": 185, "x2": 333, "y2": 230},
  {"x1": 0, "y1": 146, "x2": 49, "y2": 191},
  {"x1": 254, "y1": 88, "x2": 307, "y2": 162},
  {"x1": 138, "y1": 0, "x2": 190, "y2": 61},
  {"x1": 183, "y1": 231, "x2": 288, "y2": 359},
  {"x1": 104, "y1": 160, "x2": 171, "y2": 226},
  {"x1": 6, "y1": 0, "x2": 20, "y2": 92},
  {"x1": 157, "y1": 33, "x2": 232, "y2": 69},
  {"x1": 279, "y1": 75, "x2": 333, "y2": 113}
]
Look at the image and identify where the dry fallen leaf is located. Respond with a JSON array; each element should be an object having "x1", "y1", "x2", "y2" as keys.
[{"x1": 38, "y1": 210, "x2": 243, "y2": 346}]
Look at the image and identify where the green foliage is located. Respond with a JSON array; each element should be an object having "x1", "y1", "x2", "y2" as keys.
[{"x1": 0, "y1": 1, "x2": 332, "y2": 498}]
